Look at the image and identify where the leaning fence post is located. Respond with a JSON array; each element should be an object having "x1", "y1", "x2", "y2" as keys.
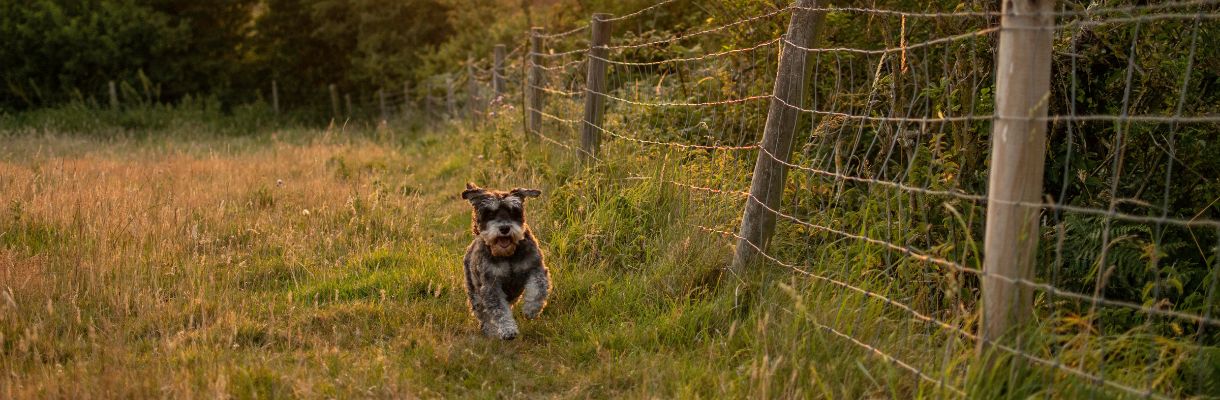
[
  {"x1": 493, "y1": 44, "x2": 507, "y2": 100},
  {"x1": 730, "y1": 0, "x2": 823, "y2": 272},
  {"x1": 526, "y1": 27, "x2": 544, "y2": 142},
  {"x1": 979, "y1": 0, "x2": 1056, "y2": 350},
  {"x1": 271, "y1": 80, "x2": 280, "y2": 116},
  {"x1": 329, "y1": 84, "x2": 340, "y2": 121},
  {"x1": 109, "y1": 81, "x2": 119, "y2": 109},
  {"x1": 580, "y1": 13, "x2": 613, "y2": 162}
]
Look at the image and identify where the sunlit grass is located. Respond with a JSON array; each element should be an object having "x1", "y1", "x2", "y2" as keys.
[{"x1": 0, "y1": 105, "x2": 1214, "y2": 398}]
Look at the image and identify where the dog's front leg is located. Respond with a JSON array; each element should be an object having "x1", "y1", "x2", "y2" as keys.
[
  {"x1": 464, "y1": 257, "x2": 496, "y2": 336},
  {"x1": 521, "y1": 266, "x2": 550, "y2": 319},
  {"x1": 479, "y1": 281, "x2": 519, "y2": 340}
]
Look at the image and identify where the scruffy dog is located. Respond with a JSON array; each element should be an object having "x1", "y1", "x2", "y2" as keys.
[{"x1": 460, "y1": 183, "x2": 550, "y2": 340}]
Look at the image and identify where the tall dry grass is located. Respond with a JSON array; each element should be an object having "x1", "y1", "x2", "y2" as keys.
[{"x1": 0, "y1": 129, "x2": 449, "y2": 397}]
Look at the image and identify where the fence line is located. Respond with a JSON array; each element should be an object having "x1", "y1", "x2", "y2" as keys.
[
  {"x1": 152, "y1": 1, "x2": 1211, "y2": 395},
  {"x1": 432, "y1": 0, "x2": 1220, "y2": 396}
]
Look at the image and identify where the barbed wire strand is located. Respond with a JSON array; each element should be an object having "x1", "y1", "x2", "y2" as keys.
[
  {"x1": 605, "y1": 7, "x2": 791, "y2": 50},
  {"x1": 603, "y1": 0, "x2": 677, "y2": 22}
]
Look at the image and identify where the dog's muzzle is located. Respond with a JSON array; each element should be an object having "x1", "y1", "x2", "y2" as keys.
[
  {"x1": 489, "y1": 235, "x2": 518, "y2": 257},
  {"x1": 481, "y1": 221, "x2": 525, "y2": 257}
]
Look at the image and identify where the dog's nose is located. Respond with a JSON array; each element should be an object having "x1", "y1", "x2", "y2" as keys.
[{"x1": 499, "y1": 226, "x2": 510, "y2": 235}]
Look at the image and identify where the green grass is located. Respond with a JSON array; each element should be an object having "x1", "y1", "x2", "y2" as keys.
[{"x1": 0, "y1": 105, "x2": 1214, "y2": 398}]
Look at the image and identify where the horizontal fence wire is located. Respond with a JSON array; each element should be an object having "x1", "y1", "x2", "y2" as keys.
[
  {"x1": 589, "y1": 37, "x2": 782, "y2": 66},
  {"x1": 790, "y1": 0, "x2": 1220, "y2": 17},
  {"x1": 604, "y1": 7, "x2": 791, "y2": 49},
  {"x1": 602, "y1": 0, "x2": 677, "y2": 22},
  {"x1": 536, "y1": 0, "x2": 682, "y2": 39}
]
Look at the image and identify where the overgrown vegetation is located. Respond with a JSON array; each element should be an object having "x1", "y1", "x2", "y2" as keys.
[{"x1": 2, "y1": 0, "x2": 1219, "y2": 397}]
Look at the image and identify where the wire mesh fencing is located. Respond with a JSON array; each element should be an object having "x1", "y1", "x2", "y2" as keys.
[{"x1": 444, "y1": 1, "x2": 1220, "y2": 397}]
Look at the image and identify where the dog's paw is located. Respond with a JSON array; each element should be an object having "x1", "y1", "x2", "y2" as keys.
[
  {"x1": 523, "y1": 305, "x2": 543, "y2": 320},
  {"x1": 498, "y1": 325, "x2": 518, "y2": 340}
]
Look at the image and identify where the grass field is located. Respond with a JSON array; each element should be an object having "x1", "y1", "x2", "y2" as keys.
[{"x1": 0, "y1": 112, "x2": 1208, "y2": 399}]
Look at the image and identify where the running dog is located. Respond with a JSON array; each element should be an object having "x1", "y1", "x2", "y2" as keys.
[{"x1": 460, "y1": 183, "x2": 550, "y2": 340}]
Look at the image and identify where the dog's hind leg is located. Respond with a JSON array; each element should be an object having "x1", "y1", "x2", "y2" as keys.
[{"x1": 521, "y1": 267, "x2": 550, "y2": 319}]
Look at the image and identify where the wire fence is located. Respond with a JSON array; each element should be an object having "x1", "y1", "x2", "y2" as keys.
[
  {"x1": 431, "y1": 1, "x2": 1220, "y2": 397},
  {"x1": 77, "y1": 0, "x2": 1212, "y2": 395}
]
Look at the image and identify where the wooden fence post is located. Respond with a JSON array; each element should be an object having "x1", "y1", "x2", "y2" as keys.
[
  {"x1": 526, "y1": 27, "x2": 544, "y2": 142},
  {"x1": 271, "y1": 80, "x2": 280, "y2": 116},
  {"x1": 379, "y1": 89, "x2": 388, "y2": 123},
  {"x1": 109, "y1": 81, "x2": 119, "y2": 109},
  {"x1": 493, "y1": 44, "x2": 507, "y2": 100},
  {"x1": 730, "y1": 0, "x2": 823, "y2": 272},
  {"x1": 521, "y1": 40, "x2": 529, "y2": 137},
  {"x1": 329, "y1": 84, "x2": 340, "y2": 121},
  {"x1": 580, "y1": 13, "x2": 612, "y2": 162},
  {"x1": 979, "y1": 0, "x2": 1056, "y2": 350}
]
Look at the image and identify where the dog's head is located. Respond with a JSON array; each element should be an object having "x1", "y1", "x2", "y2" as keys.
[{"x1": 460, "y1": 182, "x2": 541, "y2": 257}]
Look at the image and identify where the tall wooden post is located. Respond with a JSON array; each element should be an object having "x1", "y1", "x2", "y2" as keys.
[
  {"x1": 730, "y1": 0, "x2": 823, "y2": 272},
  {"x1": 493, "y1": 44, "x2": 507, "y2": 100},
  {"x1": 271, "y1": 80, "x2": 280, "y2": 116},
  {"x1": 979, "y1": 0, "x2": 1055, "y2": 349},
  {"x1": 378, "y1": 89, "x2": 388, "y2": 123},
  {"x1": 109, "y1": 81, "x2": 119, "y2": 109},
  {"x1": 329, "y1": 84, "x2": 340, "y2": 121},
  {"x1": 527, "y1": 27, "x2": 544, "y2": 142},
  {"x1": 521, "y1": 40, "x2": 529, "y2": 137},
  {"x1": 344, "y1": 93, "x2": 352, "y2": 119},
  {"x1": 581, "y1": 14, "x2": 612, "y2": 162}
]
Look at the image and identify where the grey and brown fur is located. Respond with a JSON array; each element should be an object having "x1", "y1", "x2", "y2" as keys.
[{"x1": 460, "y1": 183, "x2": 550, "y2": 340}]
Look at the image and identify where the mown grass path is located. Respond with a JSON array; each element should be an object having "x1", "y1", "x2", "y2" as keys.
[{"x1": 0, "y1": 128, "x2": 775, "y2": 399}]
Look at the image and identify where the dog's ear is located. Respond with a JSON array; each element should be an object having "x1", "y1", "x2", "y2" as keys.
[
  {"x1": 509, "y1": 188, "x2": 542, "y2": 199},
  {"x1": 461, "y1": 182, "x2": 489, "y2": 202}
]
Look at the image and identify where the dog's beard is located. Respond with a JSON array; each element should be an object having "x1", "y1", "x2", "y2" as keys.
[
  {"x1": 479, "y1": 221, "x2": 525, "y2": 257},
  {"x1": 488, "y1": 236, "x2": 518, "y2": 257}
]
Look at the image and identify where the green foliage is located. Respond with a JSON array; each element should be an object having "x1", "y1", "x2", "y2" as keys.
[
  {"x1": 0, "y1": 0, "x2": 453, "y2": 112},
  {"x1": 0, "y1": 0, "x2": 183, "y2": 109},
  {"x1": 253, "y1": 0, "x2": 452, "y2": 110},
  {"x1": 1039, "y1": 7, "x2": 1220, "y2": 339},
  {"x1": 0, "y1": 0, "x2": 265, "y2": 110},
  {"x1": 0, "y1": 96, "x2": 280, "y2": 137}
]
